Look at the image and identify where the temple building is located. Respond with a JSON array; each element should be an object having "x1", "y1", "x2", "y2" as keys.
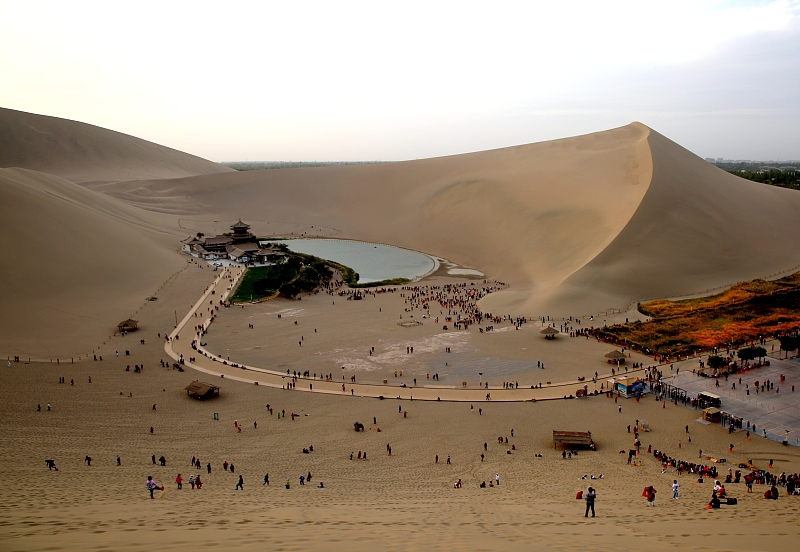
[
  {"x1": 181, "y1": 221, "x2": 285, "y2": 265},
  {"x1": 230, "y1": 220, "x2": 253, "y2": 242}
]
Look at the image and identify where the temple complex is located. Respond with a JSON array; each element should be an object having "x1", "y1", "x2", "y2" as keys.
[{"x1": 182, "y1": 221, "x2": 285, "y2": 265}]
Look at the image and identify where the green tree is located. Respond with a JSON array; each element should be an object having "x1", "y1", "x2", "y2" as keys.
[
  {"x1": 737, "y1": 348, "x2": 756, "y2": 362},
  {"x1": 779, "y1": 336, "x2": 799, "y2": 359},
  {"x1": 707, "y1": 355, "x2": 727, "y2": 369},
  {"x1": 279, "y1": 282, "x2": 299, "y2": 298}
]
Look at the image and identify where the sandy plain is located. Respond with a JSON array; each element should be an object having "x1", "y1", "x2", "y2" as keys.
[{"x1": 2, "y1": 263, "x2": 799, "y2": 551}]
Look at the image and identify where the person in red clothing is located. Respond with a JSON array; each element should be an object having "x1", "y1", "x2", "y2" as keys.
[
  {"x1": 644, "y1": 486, "x2": 657, "y2": 506},
  {"x1": 176, "y1": 474, "x2": 183, "y2": 490}
]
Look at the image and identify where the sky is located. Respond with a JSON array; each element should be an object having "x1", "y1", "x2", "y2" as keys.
[{"x1": 1, "y1": 0, "x2": 799, "y2": 162}]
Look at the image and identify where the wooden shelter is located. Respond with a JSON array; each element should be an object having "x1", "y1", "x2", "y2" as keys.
[
  {"x1": 553, "y1": 430, "x2": 594, "y2": 449},
  {"x1": 185, "y1": 380, "x2": 220, "y2": 400},
  {"x1": 605, "y1": 350, "x2": 626, "y2": 363},
  {"x1": 117, "y1": 319, "x2": 138, "y2": 332},
  {"x1": 702, "y1": 407, "x2": 722, "y2": 423},
  {"x1": 541, "y1": 327, "x2": 559, "y2": 339},
  {"x1": 698, "y1": 392, "x2": 722, "y2": 408}
]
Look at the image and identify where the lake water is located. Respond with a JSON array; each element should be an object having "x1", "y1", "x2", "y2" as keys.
[{"x1": 265, "y1": 239, "x2": 437, "y2": 283}]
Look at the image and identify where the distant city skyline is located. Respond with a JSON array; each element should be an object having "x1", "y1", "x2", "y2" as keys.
[{"x1": 1, "y1": 1, "x2": 799, "y2": 162}]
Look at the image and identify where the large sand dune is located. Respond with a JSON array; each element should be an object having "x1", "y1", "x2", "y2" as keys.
[
  {"x1": 99, "y1": 123, "x2": 654, "y2": 297},
  {"x1": 542, "y1": 129, "x2": 800, "y2": 314},
  {"x1": 0, "y1": 107, "x2": 233, "y2": 184},
  {"x1": 0, "y1": 167, "x2": 185, "y2": 358},
  {"x1": 99, "y1": 122, "x2": 800, "y2": 317},
  {"x1": 3, "y1": 110, "x2": 800, "y2": 358}
]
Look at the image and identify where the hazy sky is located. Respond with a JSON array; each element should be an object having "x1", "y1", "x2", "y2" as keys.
[{"x1": 2, "y1": 1, "x2": 799, "y2": 161}]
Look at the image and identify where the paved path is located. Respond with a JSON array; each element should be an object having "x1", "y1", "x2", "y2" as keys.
[
  {"x1": 669, "y1": 359, "x2": 800, "y2": 446},
  {"x1": 164, "y1": 267, "x2": 660, "y2": 402}
]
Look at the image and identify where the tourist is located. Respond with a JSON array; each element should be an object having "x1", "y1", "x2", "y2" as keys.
[
  {"x1": 236, "y1": 475, "x2": 244, "y2": 490},
  {"x1": 584, "y1": 487, "x2": 596, "y2": 517},
  {"x1": 645, "y1": 486, "x2": 657, "y2": 506},
  {"x1": 146, "y1": 476, "x2": 163, "y2": 499}
]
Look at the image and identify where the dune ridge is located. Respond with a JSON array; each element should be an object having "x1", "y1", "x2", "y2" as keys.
[
  {"x1": 0, "y1": 107, "x2": 233, "y2": 184},
  {"x1": 540, "y1": 128, "x2": 800, "y2": 314}
]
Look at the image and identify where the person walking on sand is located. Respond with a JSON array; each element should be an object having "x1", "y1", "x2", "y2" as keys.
[
  {"x1": 672, "y1": 480, "x2": 679, "y2": 499},
  {"x1": 146, "y1": 476, "x2": 163, "y2": 499},
  {"x1": 263, "y1": 474, "x2": 269, "y2": 486},
  {"x1": 495, "y1": 473, "x2": 500, "y2": 486},
  {"x1": 645, "y1": 486, "x2": 657, "y2": 506},
  {"x1": 584, "y1": 487, "x2": 596, "y2": 517},
  {"x1": 236, "y1": 475, "x2": 244, "y2": 490},
  {"x1": 176, "y1": 474, "x2": 182, "y2": 489}
]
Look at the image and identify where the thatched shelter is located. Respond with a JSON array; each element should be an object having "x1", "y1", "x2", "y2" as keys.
[
  {"x1": 185, "y1": 381, "x2": 220, "y2": 400},
  {"x1": 117, "y1": 319, "x2": 139, "y2": 332},
  {"x1": 541, "y1": 327, "x2": 559, "y2": 340},
  {"x1": 605, "y1": 350, "x2": 626, "y2": 363}
]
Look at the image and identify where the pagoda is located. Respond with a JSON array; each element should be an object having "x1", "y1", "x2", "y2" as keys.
[{"x1": 230, "y1": 220, "x2": 254, "y2": 243}]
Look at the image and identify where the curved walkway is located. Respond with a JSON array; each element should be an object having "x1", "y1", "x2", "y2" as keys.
[{"x1": 165, "y1": 267, "x2": 655, "y2": 402}]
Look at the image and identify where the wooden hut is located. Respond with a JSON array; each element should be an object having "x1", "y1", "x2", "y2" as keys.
[
  {"x1": 553, "y1": 430, "x2": 595, "y2": 449},
  {"x1": 605, "y1": 350, "x2": 626, "y2": 364},
  {"x1": 185, "y1": 381, "x2": 220, "y2": 400},
  {"x1": 702, "y1": 407, "x2": 721, "y2": 423},
  {"x1": 117, "y1": 319, "x2": 139, "y2": 332}
]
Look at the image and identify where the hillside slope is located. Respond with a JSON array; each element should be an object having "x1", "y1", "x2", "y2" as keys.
[
  {"x1": 0, "y1": 108, "x2": 233, "y2": 184},
  {"x1": 531, "y1": 128, "x2": 800, "y2": 315},
  {"x1": 0, "y1": 168, "x2": 185, "y2": 358}
]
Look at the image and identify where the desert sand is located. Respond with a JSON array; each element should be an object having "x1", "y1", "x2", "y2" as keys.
[{"x1": 1, "y1": 109, "x2": 799, "y2": 551}]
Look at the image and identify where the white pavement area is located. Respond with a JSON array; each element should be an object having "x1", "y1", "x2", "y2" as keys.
[{"x1": 669, "y1": 358, "x2": 800, "y2": 446}]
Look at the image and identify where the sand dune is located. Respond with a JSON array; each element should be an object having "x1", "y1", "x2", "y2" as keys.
[
  {"x1": 542, "y1": 129, "x2": 800, "y2": 314},
  {"x1": 99, "y1": 122, "x2": 800, "y2": 317},
  {"x1": 0, "y1": 107, "x2": 233, "y2": 184},
  {"x1": 4, "y1": 114, "x2": 800, "y2": 358},
  {"x1": 100, "y1": 123, "x2": 653, "y2": 302},
  {"x1": 0, "y1": 167, "x2": 184, "y2": 359}
]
